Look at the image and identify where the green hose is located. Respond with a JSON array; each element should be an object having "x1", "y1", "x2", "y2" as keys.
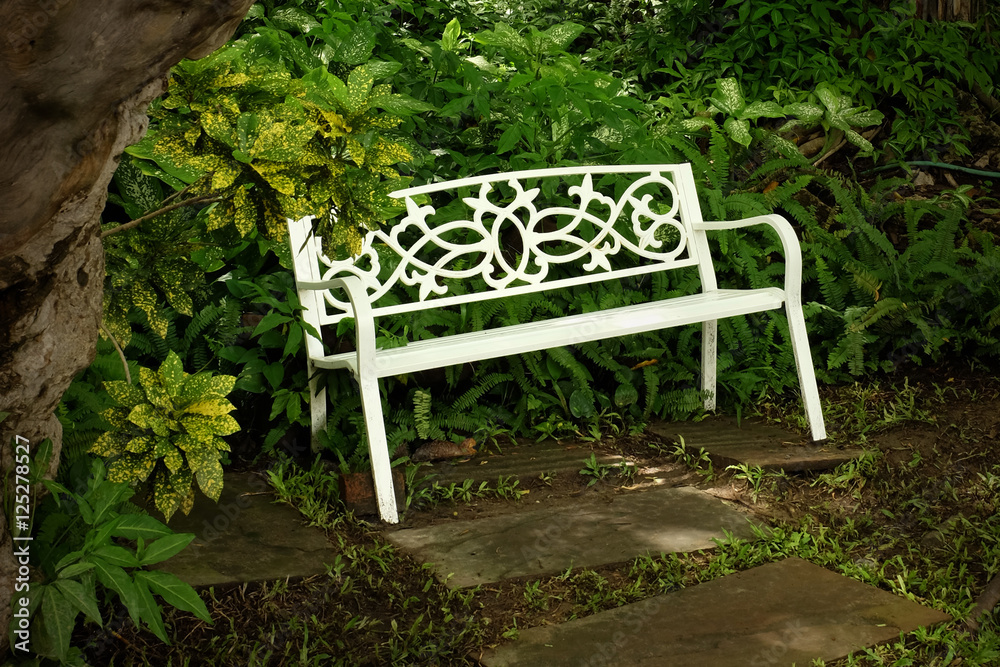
[{"x1": 867, "y1": 160, "x2": 1000, "y2": 179}]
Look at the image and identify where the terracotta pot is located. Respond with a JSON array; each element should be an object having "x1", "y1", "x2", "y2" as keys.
[{"x1": 339, "y1": 469, "x2": 406, "y2": 517}]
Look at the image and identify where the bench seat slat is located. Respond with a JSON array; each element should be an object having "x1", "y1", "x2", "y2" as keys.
[{"x1": 312, "y1": 287, "x2": 785, "y2": 376}]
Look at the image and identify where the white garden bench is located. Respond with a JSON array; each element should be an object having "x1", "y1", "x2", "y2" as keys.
[{"x1": 288, "y1": 164, "x2": 827, "y2": 524}]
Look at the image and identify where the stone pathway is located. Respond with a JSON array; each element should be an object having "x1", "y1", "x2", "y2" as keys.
[
  {"x1": 649, "y1": 415, "x2": 864, "y2": 472},
  {"x1": 424, "y1": 438, "x2": 628, "y2": 486},
  {"x1": 481, "y1": 558, "x2": 950, "y2": 667},
  {"x1": 386, "y1": 486, "x2": 762, "y2": 588},
  {"x1": 155, "y1": 472, "x2": 331, "y2": 587}
]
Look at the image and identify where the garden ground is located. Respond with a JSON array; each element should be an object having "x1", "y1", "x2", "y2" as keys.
[{"x1": 85, "y1": 361, "x2": 1000, "y2": 666}]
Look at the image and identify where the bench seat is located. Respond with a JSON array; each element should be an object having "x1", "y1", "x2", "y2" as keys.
[{"x1": 311, "y1": 287, "x2": 785, "y2": 376}]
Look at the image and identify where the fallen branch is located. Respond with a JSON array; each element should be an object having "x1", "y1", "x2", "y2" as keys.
[
  {"x1": 966, "y1": 569, "x2": 1000, "y2": 633},
  {"x1": 973, "y1": 82, "x2": 1000, "y2": 116}
]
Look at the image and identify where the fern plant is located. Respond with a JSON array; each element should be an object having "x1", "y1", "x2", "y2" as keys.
[{"x1": 91, "y1": 351, "x2": 238, "y2": 521}]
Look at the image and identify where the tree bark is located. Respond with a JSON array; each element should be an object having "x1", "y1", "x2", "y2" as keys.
[
  {"x1": 915, "y1": 0, "x2": 983, "y2": 22},
  {"x1": 0, "y1": 0, "x2": 253, "y2": 656}
]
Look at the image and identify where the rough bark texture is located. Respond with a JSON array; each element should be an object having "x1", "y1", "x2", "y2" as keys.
[
  {"x1": 916, "y1": 0, "x2": 984, "y2": 22},
  {"x1": 0, "y1": 0, "x2": 253, "y2": 656}
]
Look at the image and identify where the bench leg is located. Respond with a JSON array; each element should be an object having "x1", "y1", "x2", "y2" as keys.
[
  {"x1": 357, "y1": 373, "x2": 399, "y2": 524},
  {"x1": 701, "y1": 319, "x2": 717, "y2": 411},
  {"x1": 307, "y1": 361, "x2": 326, "y2": 454},
  {"x1": 785, "y1": 304, "x2": 827, "y2": 442}
]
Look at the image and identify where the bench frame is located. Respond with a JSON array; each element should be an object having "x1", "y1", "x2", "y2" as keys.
[{"x1": 288, "y1": 164, "x2": 827, "y2": 523}]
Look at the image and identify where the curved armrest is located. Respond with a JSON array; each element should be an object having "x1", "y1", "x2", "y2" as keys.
[
  {"x1": 694, "y1": 214, "x2": 805, "y2": 307},
  {"x1": 324, "y1": 277, "x2": 377, "y2": 370}
]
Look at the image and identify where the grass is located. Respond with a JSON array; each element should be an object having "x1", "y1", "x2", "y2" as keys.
[{"x1": 82, "y1": 372, "x2": 1000, "y2": 666}]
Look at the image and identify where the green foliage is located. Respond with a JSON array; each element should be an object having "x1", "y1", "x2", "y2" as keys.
[
  {"x1": 85, "y1": 0, "x2": 1000, "y2": 488},
  {"x1": 133, "y1": 44, "x2": 418, "y2": 257},
  {"x1": 28, "y1": 458, "x2": 210, "y2": 662},
  {"x1": 91, "y1": 352, "x2": 238, "y2": 521},
  {"x1": 102, "y1": 157, "x2": 212, "y2": 346}
]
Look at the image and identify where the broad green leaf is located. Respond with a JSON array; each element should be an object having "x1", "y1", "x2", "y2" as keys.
[
  {"x1": 742, "y1": 100, "x2": 784, "y2": 119},
  {"x1": 441, "y1": 18, "x2": 461, "y2": 51},
  {"x1": 358, "y1": 60, "x2": 403, "y2": 80},
  {"x1": 538, "y1": 22, "x2": 585, "y2": 53},
  {"x1": 92, "y1": 544, "x2": 141, "y2": 568},
  {"x1": 270, "y1": 7, "x2": 320, "y2": 33},
  {"x1": 249, "y1": 121, "x2": 317, "y2": 162},
  {"x1": 92, "y1": 557, "x2": 141, "y2": 626},
  {"x1": 815, "y1": 83, "x2": 842, "y2": 114},
  {"x1": 252, "y1": 312, "x2": 293, "y2": 336},
  {"x1": 112, "y1": 514, "x2": 172, "y2": 541},
  {"x1": 474, "y1": 23, "x2": 530, "y2": 56},
  {"x1": 345, "y1": 66, "x2": 375, "y2": 115},
  {"x1": 39, "y1": 586, "x2": 76, "y2": 661},
  {"x1": 569, "y1": 389, "x2": 595, "y2": 418},
  {"x1": 138, "y1": 533, "x2": 195, "y2": 566},
  {"x1": 57, "y1": 561, "x2": 95, "y2": 579},
  {"x1": 330, "y1": 24, "x2": 377, "y2": 66},
  {"x1": 496, "y1": 124, "x2": 522, "y2": 154},
  {"x1": 845, "y1": 109, "x2": 884, "y2": 127},
  {"x1": 783, "y1": 103, "x2": 824, "y2": 123},
  {"x1": 136, "y1": 570, "x2": 212, "y2": 623},
  {"x1": 53, "y1": 579, "x2": 102, "y2": 627},
  {"x1": 133, "y1": 578, "x2": 169, "y2": 643},
  {"x1": 614, "y1": 383, "x2": 639, "y2": 407},
  {"x1": 723, "y1": 117, "x2": 752, "y2": 147},
  {"x1": 711, "y1": 78, "x2": 745, "y2": 116},
  {"x1": 377, "y1": 94, "x2": 437, "y2": 115},
  {"x1": 139, "y1": 368, "x2": 171, "y2": 412}
]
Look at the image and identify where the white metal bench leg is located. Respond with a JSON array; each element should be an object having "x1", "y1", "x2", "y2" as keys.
[
  {"x1": 357, "y1": 373, "x2": 398, "y2": 523},
  {"x1": 785, "y1": 304, "x2": 827, "y2": 442},
  {"x1": 701, "y1": 319, "x2": 717, "y2": 411},
  {"x1": 307, "y1": 360, "x2": 327, "y2": 453}
]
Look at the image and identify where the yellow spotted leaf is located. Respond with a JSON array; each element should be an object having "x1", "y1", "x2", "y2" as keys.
[
  {"x1": 185, "y1": 398, "x2": 235, "y2": 418},
  {"x1": 195, "y1": 459, "x2": 224, "y2": 502},
  {"x1": 125, "y1": 434, "x2": 155, "y2": 455},
  {"x1": 251, "y1": 162, "x2": 298, "y2": 196},
  {"x1": 210, "y1": 159, "x2": 242, "y2": 190},
  {"x1": 91, "y1": 431, "x2": 129, "y2": 457},
  {"x1": 105, "y1": 381, "x2": 144, "y2": 409},
  {"x1": 232, "y1": 186, "x2": 257, "y2": 236}
]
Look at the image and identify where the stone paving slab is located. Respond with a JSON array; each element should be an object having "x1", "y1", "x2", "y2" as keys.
[
  {"x1": 154, "y1": 473, "x2": 332, "y2": 587},
  {"x1": 649, "y1": 416, "x2": 863, "y2": 472},
  {"x1": 423, "y1": 439, "x2": 627, "y2": 486},
  {"x1": 385, "y1": 486, "x2": 762, "y2": 588},
  {"x1": 481, "y1": 557, "x2": 951, "y2": 667}
]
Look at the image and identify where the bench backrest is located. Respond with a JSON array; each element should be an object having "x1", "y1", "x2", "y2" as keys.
[{"x1": 288, "y1": 164, "x2": 719, "y2": 329}]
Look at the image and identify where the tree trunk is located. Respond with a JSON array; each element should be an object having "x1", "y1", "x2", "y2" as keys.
[
  {"x1": 0, "y1": 0, "x2": 253, "y2": 656},
  {"x1": 915, "y1": 0, "x2": 983, "y2": 22}
]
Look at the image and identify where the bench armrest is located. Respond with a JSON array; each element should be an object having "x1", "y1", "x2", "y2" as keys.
[
  {"x1": 694, "y1": 214, "x2": 805, "y2": 307},
  {"x1": 299, "y1": 276, "x2": 376, "y2": 378}
]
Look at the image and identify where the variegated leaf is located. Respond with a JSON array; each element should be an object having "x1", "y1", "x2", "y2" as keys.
[
  {"x1": 159, "y1": 352, "x2": 185, "y2": 398},
  {"x1": 105, "y1": 381, "x2": 144, "y2": 409},
  {"x1": 195, "y1": 459, "x2": 224, "y2": 502},
  {"x1": 184, "y1": 398, "x2": 235, "y2": 418}
]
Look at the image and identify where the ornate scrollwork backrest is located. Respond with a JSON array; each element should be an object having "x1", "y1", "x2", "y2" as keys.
[{"x1": 294, "y1": 165, "x2": 706, "y2": 324}]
